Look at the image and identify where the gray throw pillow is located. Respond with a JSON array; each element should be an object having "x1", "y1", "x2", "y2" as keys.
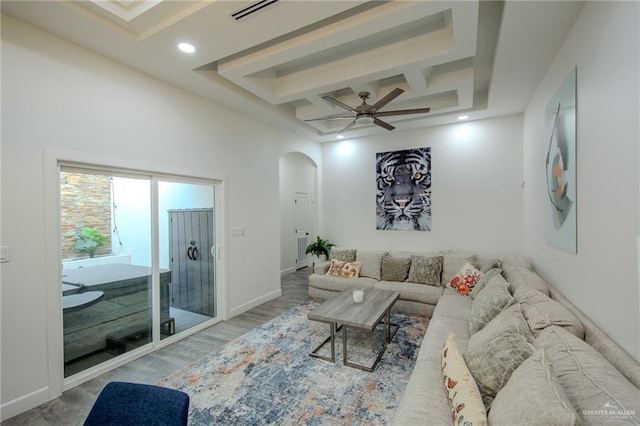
[
  {"x1": 407, "y1": 255, "x2": 443, "y2": 286},
  {"x1": 489, "y1": 349, "x2": 582, "y2": 426},
  {"x1": 464, "y1": 332, "x2": 534, "y2": 406},
  {"x1": 380, "y1": 253, "x2": 411, "y2": 282},
  {"x1": 468, "y1": 303, "x2": 534, "y2": 352},
  {"x1": 329, "y1": 247, "x2": 356, "y2": 262},
  {"x1": 468, "y1": 275, "x2": 514, "y2": 334},
  {"x1": 469, "y1": 268, "x2": 502, "y2": 299}
]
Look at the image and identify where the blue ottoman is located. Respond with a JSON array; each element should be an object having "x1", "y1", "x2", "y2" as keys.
[{"x1": 84, "y1": 381, "x2": 190, "y2": 426}]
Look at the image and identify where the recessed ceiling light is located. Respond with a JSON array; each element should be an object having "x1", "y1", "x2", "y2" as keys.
[
  {"x1": 336, "y1": 134, "x2": 345, "y2": 139},
  {"x1": 178, "y1": 42, "x2": 196, "y2": 53},
  {"x1": 458, "y1": 115, "x2": 469, "y2": 120}
]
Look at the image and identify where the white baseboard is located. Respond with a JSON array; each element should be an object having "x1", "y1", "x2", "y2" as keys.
[
  {"x1": 280, "y1": 267, "x2": 295, "y2": 276},
  {"x1": 1, "y1": 386, "x2": 50, "y2": 422},
  {"x1": 228, "y1": 289, "x2": 282, "y2": 318}
]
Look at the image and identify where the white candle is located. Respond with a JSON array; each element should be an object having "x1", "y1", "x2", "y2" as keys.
[{"x1": 353, "y1": 289, "x2": 364, "y2": 303}]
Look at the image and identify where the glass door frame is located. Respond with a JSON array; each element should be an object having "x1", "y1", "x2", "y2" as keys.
[{"x1": 43, "y1": 149, "x2": 226, "y2": 397}]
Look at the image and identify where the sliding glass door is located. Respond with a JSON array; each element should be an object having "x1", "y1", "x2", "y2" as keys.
[
  {"x1": 60, "y1": 166, "x2": 217, "y2": 378},
  {"x1": 158, "y1": 181, "x2": 216, "y2": 338}
]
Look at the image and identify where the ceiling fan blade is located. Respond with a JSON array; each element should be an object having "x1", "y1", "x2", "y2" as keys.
[
  {"x1": 322, "y1": 96, "x2": 357, "y2": 113},
  {"x1": 375, "y1": 107, "x2": 431, "y2": 117},
  {"x1": 338, "y1": 120, "x2": 357, "y2": 134},
  {"x1": 304, "y1": 115, "x2": 354, "y2": 122},
  {"x1": 369, "y1": 88, "x2": 404, "y2": 112},
  {"x1": 374, "y1": 118, "x2": 395, "y2": 131}
]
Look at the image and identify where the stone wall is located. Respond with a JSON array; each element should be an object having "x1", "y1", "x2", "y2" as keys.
[{"x1": 60, "y1": 171, "x2": 112, "y2": 260}]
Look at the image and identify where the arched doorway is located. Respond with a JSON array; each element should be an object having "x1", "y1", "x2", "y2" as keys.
[{"x1": 278, "y1": 152, "x2": 318, "y2": 275}]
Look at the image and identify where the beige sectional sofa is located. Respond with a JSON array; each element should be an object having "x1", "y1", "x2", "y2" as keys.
[{"x1": 308, "y1": 248, "x2": 640, "y2": 425}]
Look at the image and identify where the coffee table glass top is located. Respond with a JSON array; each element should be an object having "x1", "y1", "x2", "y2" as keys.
[{"x1": 308, "y1": 289, "x2": 400, "y2": 330}]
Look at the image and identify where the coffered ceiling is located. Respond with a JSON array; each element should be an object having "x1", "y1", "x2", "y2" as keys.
[{"x1": 1, "y1": 0, "x2": 585, "y2": 142}]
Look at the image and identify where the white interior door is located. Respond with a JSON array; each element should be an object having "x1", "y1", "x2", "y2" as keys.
[{"x1": 294, "y1": 192, "x2": 310, "y2": 269}]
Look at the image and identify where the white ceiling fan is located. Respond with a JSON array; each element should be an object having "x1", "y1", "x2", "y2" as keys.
[{"x1": 306, "y1": 88, "x2": 431, "y2": 135}]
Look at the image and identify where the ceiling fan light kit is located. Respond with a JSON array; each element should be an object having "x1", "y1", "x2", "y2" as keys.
[
  {"x1": 307, "y1": 88, "x2": 431, "y2": 136},
  {"x1": 355, "y1": 114, "x2": 375, "y2": 126}
]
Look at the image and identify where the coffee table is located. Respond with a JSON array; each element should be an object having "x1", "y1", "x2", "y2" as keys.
[{"x1": 308, "y1": 289, "x2": 400, "y2": 372}]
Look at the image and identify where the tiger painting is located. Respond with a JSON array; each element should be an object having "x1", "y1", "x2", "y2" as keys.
[{"x1": 376, "y1": 147, "x2": 432, "y2": 231}]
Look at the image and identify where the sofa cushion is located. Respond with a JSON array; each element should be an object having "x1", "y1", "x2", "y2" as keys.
[
  {"x1": 533, "y1": 326, "x2": 640, "y2": 424},
  {"x1": 502, "y1": 264, "x2": 550, "y2": 296},
  {"x1": 442, "y1": 334, "x2": 488, "y2": 426},
  {"x1": 468, "y1": 303, "x2": 534, "y2": 352},
  {"x1": 479, "y1": 257, "x2": 502, "y2": 273},
  {"x1": 469, "y1": 268, "x2": 502, "y2": 300},
  {"x1": 308, "y1": 274, "x2": 376, "y2": 292},
  {"x1": 432, "y1": 293, "x2": 474, "y2": 321},
  {"x1": 381, "y1": 253, "x2": 411, "y2": 281},
  {"x1": 356, "y1": 250, "x2": 386, "y2": 280},
  {"x1": 489, "y1": 349, "x2": 582, "y2": 426},
  {"x1": 377, "y1": 280, "x2": 443, "y2": 305},
  {"x1": 468, "y1": 275, "x2": 514, "y2": 334},
  {"x1": 463, "y1": 332, "x2": 534, "y2": 406},
  {"x1": 500, "y1": 256, "x2": 531, "y2": 269},
  {"x1": 449, "y1": 261, "x2": 483, "y2": 296},
  {"x1": 441, "y1": 255, "x2": 478, "y2": 287},
  {"x1": 393, "y1": 300, "x2": 471, "y2": 426},
  {"x1": 327, "y1": 259, "x2": 362, "y2": 278},
  {"x1": 329, "y1": 247, "x2": 356, "y2": 262},
  {"x1": 514, "y1": 286, "x2": 585, "y2": 340},
  {"x1": 407, "y1": 255, "x2": 443, "y2": 286}
]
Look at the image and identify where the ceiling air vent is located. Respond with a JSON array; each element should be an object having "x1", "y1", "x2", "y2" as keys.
[{"x1": 231, "y1": 0, "x2": 280, "y2": 21}]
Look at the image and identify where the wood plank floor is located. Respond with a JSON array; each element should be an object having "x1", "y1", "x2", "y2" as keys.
[{"x1": 2, "y1": 267, "x2": 312, "y2": 426}]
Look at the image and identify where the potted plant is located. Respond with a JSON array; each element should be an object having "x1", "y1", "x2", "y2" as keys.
[
  {"x1": 74, "y1": 226, "x2": 107, "y2": 258},
  {"x1": 305, "y1": 236, "x2": 335, "y2": 266}
]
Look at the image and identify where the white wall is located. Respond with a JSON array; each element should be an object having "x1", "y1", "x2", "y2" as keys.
[
  {"x1": 0, "y1": 15, "x2": 320, "y2": 418},
  {"x1": 321, "y1": 115, "x2": 524, "y2": 254},
  {"x1": 279, "y1": 153, "x2": 318, "y2": 274},
  {"x1": 522, "y1": 2, "x2": 640, "y2": 360},
  {"x1": 111, "y1": 177, "x2": 152, "y2": 266}
]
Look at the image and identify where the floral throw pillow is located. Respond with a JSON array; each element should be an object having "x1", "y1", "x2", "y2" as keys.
[
  {"x1": 450, "y1": 262, "x2": 483, "y2": 296},
  {"x1": 326, "y1": 259, "x2": 362, "y2": 278},
  {"x1": 441, "y1": 333, "x2": 488, "y2": 426}
]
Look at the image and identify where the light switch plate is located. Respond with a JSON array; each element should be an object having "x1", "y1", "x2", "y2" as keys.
[
  {"x1": 0, "y1": 246, "x2": 9, "y2": 263},
  {"x1": 229, "y1": 227, "x2": 245, "y2": 237}
]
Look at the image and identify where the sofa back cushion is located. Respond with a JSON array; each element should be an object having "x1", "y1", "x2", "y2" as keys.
[
  {"x1": 533, "y1": 326, "x2": 640, "y2": 424},
  {"x1": 514, "y1": 286, "x2": 585, "y2": 340},
  {"x1": 407, "y1": 255, "x2": 443, "y2": 286},
  {"x1": 502, "y1": 264, "x2": 550, "y2": 296},
  {"x1": 489, "y1": 349, "x2": 582, "y2": 425},
  {"x1": 356, "y1": 250, "x2": 386, "y2": 280}
]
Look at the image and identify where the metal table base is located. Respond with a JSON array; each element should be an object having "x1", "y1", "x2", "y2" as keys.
[{"x1": 310, "y1": 310, "x2": 398, "y2": 372}]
